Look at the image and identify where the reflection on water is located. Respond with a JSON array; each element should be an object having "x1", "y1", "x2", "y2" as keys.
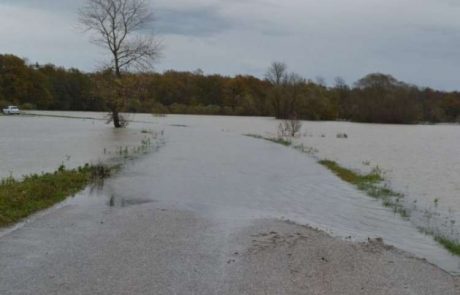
[{"x1": 108, "y1": 194, "x2": 155, "y2": 208}]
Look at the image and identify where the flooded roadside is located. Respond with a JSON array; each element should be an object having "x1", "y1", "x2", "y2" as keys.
[
  {"x1": 286, "y1": 122, "x2": 460, "y2": 243},
  {"x1": 108, "y1": 124, "x2": 460, "y2": 274},
  {"x1": 1, "y1": 111, "x2": 459, "y2": 274},
  {"x1": 125, "y1": 112, "x2": 460, "y2": 244}
]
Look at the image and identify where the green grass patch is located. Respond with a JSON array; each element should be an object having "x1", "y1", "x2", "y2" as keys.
[
  {"x1": 435, "y1": 236, "x2": 460, "y2": 256},
  {"x1": 319, "y1": 160, "x2": 408, "y2": 218},
  {"x1": 0, "y1": 164, "x2": 114, "y2": 227},
  {"x1": 319, "y1": 160, "x2": 383, "y2": 185},
  {"x1": 245, "y1": 134, "x2": 292, "y2": 146}
]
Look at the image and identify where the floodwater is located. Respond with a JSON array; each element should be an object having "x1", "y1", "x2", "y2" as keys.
[
  {"x1": 1, "y1": 111, "x2": 459, "y2": 274},
  {"x1": 133, "y1": 113, "x2": 460, "y2": 241},
  {"x1": 0, "y1": 113, "x2": 150, "y2": 179}
]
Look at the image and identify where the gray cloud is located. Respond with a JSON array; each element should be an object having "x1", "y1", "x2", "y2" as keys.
[
  {"x1": 155, "y1": 7, "x2": 233, "y2": 36},
  {"x1": 1, "y1": 0, "x2": 81, "y2": 12}
]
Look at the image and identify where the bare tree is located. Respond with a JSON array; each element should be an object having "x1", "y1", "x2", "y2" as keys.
[
  {"x1": 334, "y1": 76, "x2": 347, "y2": 89},
  {"x1": 265, "y1": 62, "x2": 287, "y2": 86},
  {"x1": 265, "y1": 62, "x2": 287, "y2": 118},
  {"x1": 315, "y1": 76, "x2": 326, "y2": 87},
  {"x1": 79, "y1": 0, "x2": 161, "y2": 127},
  {"x1": 265, "y1": 62, "x2": 307, "y2": 120},
  {"x1": 285, "y1": 73, "x2": 305, "y2": 118},
  {"x1": 278, "y1": 112, "x2": 302, "y2": 138}
]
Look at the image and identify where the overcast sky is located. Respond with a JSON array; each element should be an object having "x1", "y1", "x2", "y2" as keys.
[{"x1": 1, "y1": 0, "x2": 460, "y2": 89}]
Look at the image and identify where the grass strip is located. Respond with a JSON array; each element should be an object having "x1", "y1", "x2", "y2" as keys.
[
  {"x1": 319, "y1": 160, "x2": 408, "y2": 218},
  {"x1": 435, "y1": 236, "x2": 460, "y2": 256},
  {"x1": 0, "y1": 164, "x2": 113, "y2": 227},
  {"x1": 319, "y1": 160, "x2": 460, "y2": 256},
  {"x1": 245, "y1": 134, "x2": 407, "y2": 219},
  {"x1": 246, "y1": 133, "x2": 460, "y2": 256},
  {"x1": 245, "y1": 134, "x2": 292, "y2": 146}
]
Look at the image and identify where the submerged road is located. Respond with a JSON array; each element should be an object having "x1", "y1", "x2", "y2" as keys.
[{"x1": 0, "y1": 124, "x2": 459, "y2": 294}]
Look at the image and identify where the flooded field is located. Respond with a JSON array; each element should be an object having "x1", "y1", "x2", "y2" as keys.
[
  {"x1": 1, "y1": 111, "x2": 459, "y2": 274},
  {"x1": 0, "y1": 113, "x2": 150, "y2": 179}
]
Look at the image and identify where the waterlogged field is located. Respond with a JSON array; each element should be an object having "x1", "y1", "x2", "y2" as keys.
[
  {"x1": 288, "y1": 122, "x2": 460, "y2": 237},
  {"x1": 1, "y1": 111, "x2": 459, "y2": 273},
  {"x1": 0, "y1": 113, "x2": 152, "y2": 179}
]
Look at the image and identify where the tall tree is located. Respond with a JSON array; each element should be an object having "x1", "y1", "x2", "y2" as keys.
[
  {"x1": 265, "y1": 62, "x2": 287, "y2": 118},
  {"x1": 79, "y1": 0, "x2": 161, "y2": 127}
]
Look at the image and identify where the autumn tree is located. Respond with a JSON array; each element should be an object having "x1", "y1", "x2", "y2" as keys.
[
  {"x1": 79, "y1": 0, "x2": 161, "y2": 127},
  {"x1": 352, "y1": 73, "x2": 421, "y2": 123},
  {"x1": 0, "y1": 55, "x2": 52, "y2": 109},
  {"x1": 4, "y1": 54, "x2": 460, "y2": 124},
  {"x1": 265, "y1": 63, "x2": 310, "y2": 119},
  {"x1": 283, "y1": 73, "x2": 306, "y2": 118}
]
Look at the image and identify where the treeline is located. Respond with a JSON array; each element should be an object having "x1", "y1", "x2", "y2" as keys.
[
  {"x1": 0, "y1": 55, "x2": 99, "y2": 111},
  {"x1": 1, "y1": 54, "x2": 460, "y2": 123}
]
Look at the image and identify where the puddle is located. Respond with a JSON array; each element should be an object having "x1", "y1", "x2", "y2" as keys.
[{"x1": 108, "y1": 195, "x2": 155, "y2": 208}]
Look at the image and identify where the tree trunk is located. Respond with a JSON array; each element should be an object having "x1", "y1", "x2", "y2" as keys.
[
  {"x1": 115, "y1": 59, "x2": 121, "y2": 78},
  {"x1": 112, "y1": 109, "x2": 122, "y2": 128},
  {"x1": 112, "y1": 60, "x2": 122, "y2": 128}
]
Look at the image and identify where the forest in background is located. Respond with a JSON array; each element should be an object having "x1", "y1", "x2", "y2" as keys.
[{"x1": 1, "y1": 54, "x2": 460, "y2": 124}]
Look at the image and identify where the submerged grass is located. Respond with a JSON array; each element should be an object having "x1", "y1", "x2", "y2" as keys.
[
  {"x1": 0, "y1": 133, "x2": 159, "y2": 228},
  {"x1": 245, "y1": 134, "x2": 292, "y2": 146},
  {"x1": 435, "y1": 236, "x2": 460, "y2": 256},
  {"x1": 319, "y1": 160, "x2": 460, "y2": 256},
  {"x1": 245, "y1": 132, "x2": 460, "y2": 257},
  {"x1": 319, "y1": 160, "x2": 408, "y2": 218},
  {"x1": 0, "y1": 164, "x2": 114, "y2": 228}
]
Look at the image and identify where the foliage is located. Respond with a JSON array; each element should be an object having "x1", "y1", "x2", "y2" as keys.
[
  {"x1": 0, "y1": 55, "x2": 100, "y2": 111},
  {"x1": 92, "y1": 70, "x2": 131, "y2": 127},
  {"x1": 0, "y1": 164, "x2": 112, "y2": 227},
  {"x1": 2, "y1": 54, "x2": 460, "y2": 124}
]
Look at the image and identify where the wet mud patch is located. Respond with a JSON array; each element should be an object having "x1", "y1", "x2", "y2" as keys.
[{"x1": 223, "y1": 219, "x2": 459, "y2": 295}]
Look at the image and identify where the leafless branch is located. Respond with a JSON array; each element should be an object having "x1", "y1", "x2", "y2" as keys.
[{"x1": 79, "y1": 0, "x2": 161, "y2": 76}]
